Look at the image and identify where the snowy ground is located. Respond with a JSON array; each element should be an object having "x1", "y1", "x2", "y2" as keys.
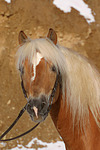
[
  {"x1": 5, "y1": 0, "x2": 95, "y2": 24},
  {"x1": 0, "y1": 138, "x2": 65, "y2": 150},
  {"x1": 5, "y1": 0, "x2": 11, "y2": 3}
]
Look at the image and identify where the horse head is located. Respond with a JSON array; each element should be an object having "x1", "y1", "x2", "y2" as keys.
[{"x1": 17, "y1": 29, "x2": 61, "y2": 122}]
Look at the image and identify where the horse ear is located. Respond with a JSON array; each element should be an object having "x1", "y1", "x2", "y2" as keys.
[
  {"x1": 19, "y1": 31, "x2": 28, "y2": 45},
  {"x1": 47, "y1": 28, "x2": 57, "y2": 45}
]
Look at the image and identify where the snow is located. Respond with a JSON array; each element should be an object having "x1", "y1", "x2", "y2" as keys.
[
  {"x1": 5, "y1": 0, "x2": 11, "y2": 3},
  {"x1": 10, "y1": 138, "x2": 65, "y2": 150},
  {"x1": 53, "y1": 0, "x2": 95, "y2": 23},
  {"x1": 0, "y1": 138, "x2": 65, "y2": 150}
]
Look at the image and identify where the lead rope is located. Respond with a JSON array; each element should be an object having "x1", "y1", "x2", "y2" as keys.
[
  {"x1": 0, "y1": 103, "x2": 40, "y2": 142},
  {"x1": 0, "y1": 99, "x2": 53, "y2": 142},
  {"x1": 0, "y1": 123, "x2": 40, "y2": 142}
]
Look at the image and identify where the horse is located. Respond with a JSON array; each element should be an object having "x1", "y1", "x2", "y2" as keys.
[{"x1": 16, "y1": 28, "x2": 100, "y2": 150}]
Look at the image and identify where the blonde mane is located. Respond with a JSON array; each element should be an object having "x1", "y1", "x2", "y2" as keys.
[{"x1": 16, "y1": 38, "x2": 100, "y2": 129}]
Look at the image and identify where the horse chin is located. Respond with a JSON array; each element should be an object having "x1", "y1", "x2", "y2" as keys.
[{"x1": 30, "y1": 113, "x2": 48, "y2": 123}]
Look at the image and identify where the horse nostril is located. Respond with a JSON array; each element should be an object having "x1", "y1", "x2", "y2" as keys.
[
  {"x1": 27, "y1": 103, "x2": 34, "y2": 114},
  {"x1": 41, "y1": 102, "x2": 46, "y2": 109}
]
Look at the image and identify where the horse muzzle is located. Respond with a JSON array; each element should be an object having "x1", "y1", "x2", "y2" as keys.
[{"x1": 26, "y1": 95, "x2": 49, "y2": 122}]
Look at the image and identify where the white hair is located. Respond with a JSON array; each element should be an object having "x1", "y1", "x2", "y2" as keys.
[{"x1": 16, "y1": 38, "x2": 100, "y2": 130}]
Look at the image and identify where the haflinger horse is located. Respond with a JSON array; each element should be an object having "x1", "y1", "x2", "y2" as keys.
[{"x1": 16, "y1": 28, "x2": 100, "y2": 150}]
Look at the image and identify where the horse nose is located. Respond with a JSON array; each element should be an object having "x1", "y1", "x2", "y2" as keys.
[
  {"x1": 26, "y1": 95, "x2": 48, "y2": 119},
  {"x1": 33, "y1": 95, "x2": 47, "y2": 111}
]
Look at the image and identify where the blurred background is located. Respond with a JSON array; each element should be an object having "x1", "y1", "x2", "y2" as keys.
[{"x1": 0, "y1": 0, "x2": 100, "y2": 149}]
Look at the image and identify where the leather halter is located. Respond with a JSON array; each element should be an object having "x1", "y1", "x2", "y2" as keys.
[{"x1": 0, "y1": 71, "x2": 61, "y2": 142}]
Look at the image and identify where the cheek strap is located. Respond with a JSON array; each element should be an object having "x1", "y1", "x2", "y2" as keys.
[{"x1": 21, "y1": 80, "x2": 27, "y2": 98}]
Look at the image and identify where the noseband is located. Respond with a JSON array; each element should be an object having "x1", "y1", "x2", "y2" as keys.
[{"x1": 0, "y1": 71, "x2": 61, "y2": 142}]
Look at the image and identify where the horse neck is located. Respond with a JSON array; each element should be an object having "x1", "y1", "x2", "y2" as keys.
[{"x1": 50, "y1": 92, "x2": 100, "y2": 150}]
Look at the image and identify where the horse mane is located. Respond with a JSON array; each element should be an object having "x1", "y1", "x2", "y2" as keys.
[{"x1": 16, "y1": 37, "x2": 100, "y2": 130}]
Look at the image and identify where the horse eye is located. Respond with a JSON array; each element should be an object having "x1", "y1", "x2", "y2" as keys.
[{"x1": 51, "y1": 66, "x2": 56, "y2": 72}]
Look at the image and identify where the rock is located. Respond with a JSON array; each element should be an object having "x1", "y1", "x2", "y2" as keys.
[{"x1": 7, "y1": 99, "x2": 11, "y2": 105}]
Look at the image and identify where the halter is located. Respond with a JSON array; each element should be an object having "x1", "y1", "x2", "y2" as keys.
[{"x1": 0, "y1": 71, "x2": 61, "y2": 142}]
